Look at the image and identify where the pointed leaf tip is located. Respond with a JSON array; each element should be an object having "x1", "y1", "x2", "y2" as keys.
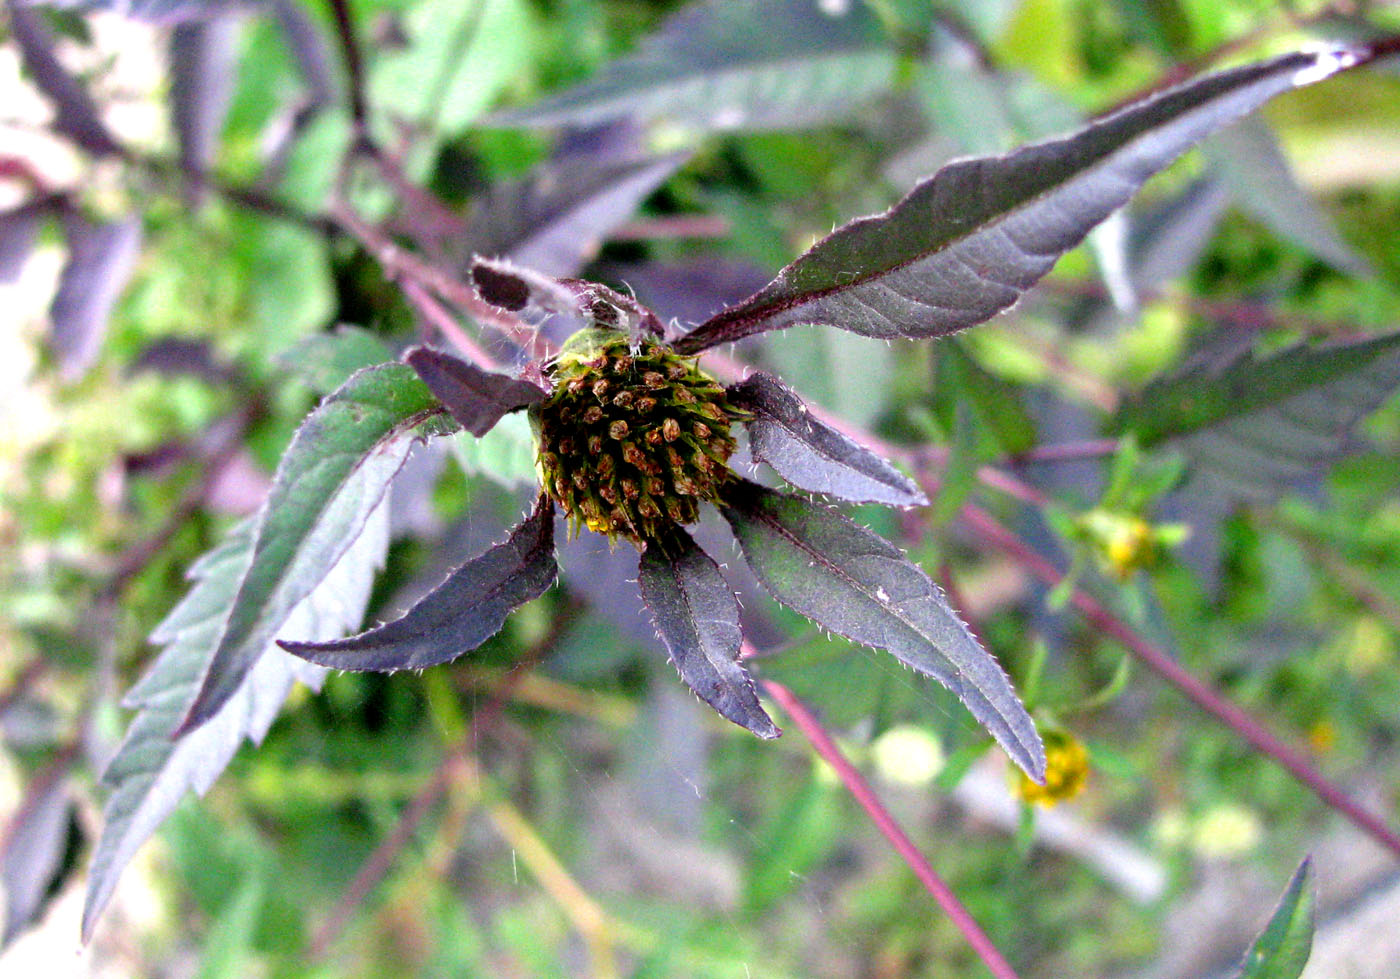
[
  {"x1": 674, "y1": 44, "x2": 1367, "y2": 354},
  {"x1": 721, "y1": 482, "x2": 1043, "y2": 779},
  {"x1": 1232, "y1": 857, "x2": 1315, "y2": 979},
  {"x1": 638, "y1": 531, "x2": 780, "y2": 739},
  {"x1": 729, "y1": 371, "x2": 927, "y2": 507},
  {"x1": 279, "y1": 495, "x2": 558, "y2": 671},
  {"x1": 405, "y1": 346, "x2": 546, "y2": 438}
]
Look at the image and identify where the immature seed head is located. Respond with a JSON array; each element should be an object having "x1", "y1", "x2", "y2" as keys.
[{"x1": 532, "y1": 328, "x2": 742, "y2": 545}]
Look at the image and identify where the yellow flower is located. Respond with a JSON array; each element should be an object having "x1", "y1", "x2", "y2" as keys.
[{"x1": 1016, "y1": 728, "x2": 1089, "y2": 806}]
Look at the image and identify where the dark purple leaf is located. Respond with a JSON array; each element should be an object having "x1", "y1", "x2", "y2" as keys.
[
  {"x1": 464, "y1": 151, "x2": 688, "y2": 278},
  {"x1": 1114, "y1": 332, "x2": 1400, "y2": 501},
  {"x1": 9, "y1": 6, "x2": 122, "y2": 156},
  {"x1": 279, "y1": 495, "x2": 557, "y2": 670},
  {"x1": 721, "y1": 481, "x2": 1043, "y2": 780},
  {"x1": 728, "y1": 371, "x2": 926, "y2": 507},
  {"x1": 130, "y1": 337, "x2": 236, "y2": 383},
  {"x1": 674, "y1": 45, "x2": 1371, "y2": 353},
  {"x1": 471, "y1": 260, "x2": 667, "y2": 339},
  {"x1": 2, "y1": 759, "x2": 73, "y2": 945},
  {"x1": 637, "y1": 529, "x2": 779, "y2": 739},
  {"x1": 0, "y1": 199, "x2": 54, "y2": 283},
  {"x1": 404, "y1": 346, "x2": 545, "y2": 437},
  {"x1": 50, "y1": 213, "x2": 142, "y2": 380},
  {"x1": 169, "y1": 15, "x2": 240, "y2": 205},
  {"x1": 598, "y1": 258, "x2": 774, "y2": 328}
]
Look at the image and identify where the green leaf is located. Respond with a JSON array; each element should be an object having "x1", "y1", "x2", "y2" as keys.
[
  {"x1": 370, "y1": 0, "x2": 531, "y2": 134},
  {"x1": 721, "y1": 482, "x2": 1044, "y2": 780},
  {"x1": 636, "y1": 528, "x2": 779, "y2": 739},
  {"x1": 487, "y1": 0, "x2": 895, "y2": 132},
  {"x1": 674, "y1": 44, "x2": 1370, "y2": 353},
  {"x1": 727, "y1": 371, "x2": 927, "y2": 507},
  {"x1": 279, "y1": 495, "x2": 557, "y2": 671},
  {"x1": 1112, "y1": 332, "x2": 1400, "y2": 500},
  {"x1": 1210, "y1": 117, "x2": 1370, "y2": 276},
  {"x1": 82, "y1": 495, "x2": 389, "y2": 939},
  {"x1": 1232, "y1": 858, "x2": 1315, "y2": 979},
  {"x1": 939, "y1": 342, "x2": 1038, "y2": 455},
  {"x1": 178, "y1": 364, "x2": 453, "y2": 732}
]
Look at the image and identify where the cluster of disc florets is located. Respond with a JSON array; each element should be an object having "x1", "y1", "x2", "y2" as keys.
[{"x1": 533, "y1": 328, "x2": 742, "y2": 547}]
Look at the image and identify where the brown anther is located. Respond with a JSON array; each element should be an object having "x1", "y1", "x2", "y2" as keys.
[
  {"x1": 667, "y1": 362, "x2": 688, "y2": 379},
  {"x1": 637, "y1": 498, "x2": 661, "y2": 520},
  {"x1": 665, "y1": 498, "x2": 686, "y2": 522},
  {"x1": 558, "y1": 437, "x2": 575, "y2": 455},
  {"x1": 644, "y1": 477, "x2": 666, "y2": 496},
  {"x1": 582, "y1": 406, "x2": 604, "y2": 425},
  {"x1": 572, "y1": 471, "x2": 589, "y2": 490},
  {"x1": 662, "y1": 418, "x2": 681, "y2": 442},
  {"x1": 612, "y1": 390, "x2": 635, "y2": 408},
  {"x1": 636, "y1": 396, "x2": 657, "y2": 412},
  {"x1": 623, "y1": 443, "x2": 647, "y2": 468},
  {"x1": 620, "y1": 478, "x2": 640, "y2": 500},
  {"x1": 675, "y1": 388, "x2": 697, "y2": 404},
  {"x1": 592, "y1": 378, "x2": 610, "y2": 398},
  {"x1": 642, "y1": 371, "x2": 666, "y2": 389},
  {"x1": 644, "y1": 428, "x2": 663, "y2": 447},
  {"x1": 587, "y1": 434, "x2": 603, "y2": 455},
  {"x1": 609, "y1": 419, "x2": 630, "y2": 440},
  {"x1": 692, "y1": 422, "x2": 711, "y2": 440},
  {"x1": 567, "y1": 376, "x2": 588, "y2": 395},
  {"x1": 554, "y1": 476, "x2": 570, "y2": 498},
  {"x1": 613, "y1": 354, "x2": 633, "y2": 374},
  {"x1": 700, "y1": 402, "x2": 724, "y2": 421},
  {"x1": 599, "y1": 484, "x2": 617, "y2": 504},
  {"x1": 597, "y1": 454, "x2": 614, "y2": 476},
  {"x1": 673, "y1": 477, "x2": 697, "y2": 496}
]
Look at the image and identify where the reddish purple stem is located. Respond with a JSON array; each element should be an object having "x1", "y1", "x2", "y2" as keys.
[
  {"x1": 960, "y1": 501, "x2": 1400, "y2": 859},
  {"x1": 763, "y1": 679, "x2": 1024, "y2": 979}
]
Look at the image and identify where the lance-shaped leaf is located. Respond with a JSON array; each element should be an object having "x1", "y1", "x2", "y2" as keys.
[
  {"x1": 721, "y1": 482, "x2": 1044, "y2": 779},
  {"x1": 728, "y1": 371, "x2": 926, "y2": 507},
  {"x1": 83, "y1": 498, "x2": 388, "y2": 939},
  {"x1": 1210, "y1": 117, "x2": 1370, "y2": 276},
  {"x1": 404, "y1": 346, "x2": 545, "y2": 437},
  {"x1": 10, "y1": 6, "x2": 122, "y2": 156},
  {"x1": 486, "y1": 0, "x2": 895, "y2": 132},
  {"x1": 169, "y1": 15, "x2": 240, "y2": 205},
  {"x1": 50, "y1": 213, "x2": 143, "y2": 380},
  {"x1": 1232, "y1": 858, "x2": 1315, "y2": 979},
  {"x1": 1112, "y1": 332, "x2": 1400, "y2": 501},
  {"x1": 2, "y1": 757, "x2": 73, "y2": 945},
  {"x1": 279, "y1": 495, "x2": 557, "y2": 670},
  {"x1": 673, "y1": 44, "x2": 1369, "y2": 353},
  {"x1": 464, "y1": 151, "x2": 688, "y2": 279},
  {"x1": 637, "y1": 529, "x2": 779, "y2": 739},
  {"x1": 17, "y1": 0, "x2": 249, "y2": 24},
  {"x1": 177, "y1": 364, "x2": 453, "y2": 733}
]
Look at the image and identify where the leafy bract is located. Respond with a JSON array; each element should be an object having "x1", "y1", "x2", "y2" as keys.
[
  {"x1": 2, "y1": 758, "x2": 73, "y2": 945},
  {"x1": 469, "y1": 257, "x2": 667, "y2": 339},
  {"x1": 1232, "y1": 858, "x2": 1315, "y2": 979},
  {"x1": 637, "y1": 529, "x2": 779, "y2": 739},
  {"x1": 486, "y1": 0, "x2": 895, "y2": 132},
  {"x1": 728, "y1": 371, "x2": 926, "y2": 507},
  {"x1": 178, "y1": 364, "x2": 453, "y2": 732},
  {"x1": 404, "y1": 347, "x2": 545, "y2": 437},
  {"x1": 279, "y1": 495, "x2": 557, "y2": 671},
  {"x1": 169, "y1": 17, "x2": 239, "y2": 206},
  {"x1": 1112, "y1": 332, "x2": 1400, "y2": 500},
  {"x1": 10, "y1": 6, "x2": 122, "y2": 155},
  {"x1": 674, "y1": 45, "x2": 1368, "y2": 354},
  {"x1": 720, "y1": 482, "x2": 1044, "y2": 780},
  {"x1": 82, "y1": 499, "x2": 390, "y2": 939}
]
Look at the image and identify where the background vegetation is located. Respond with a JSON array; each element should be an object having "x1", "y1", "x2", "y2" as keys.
[{"x1": 4, "y1": 0, "x2": 1400, "y2": 975}]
